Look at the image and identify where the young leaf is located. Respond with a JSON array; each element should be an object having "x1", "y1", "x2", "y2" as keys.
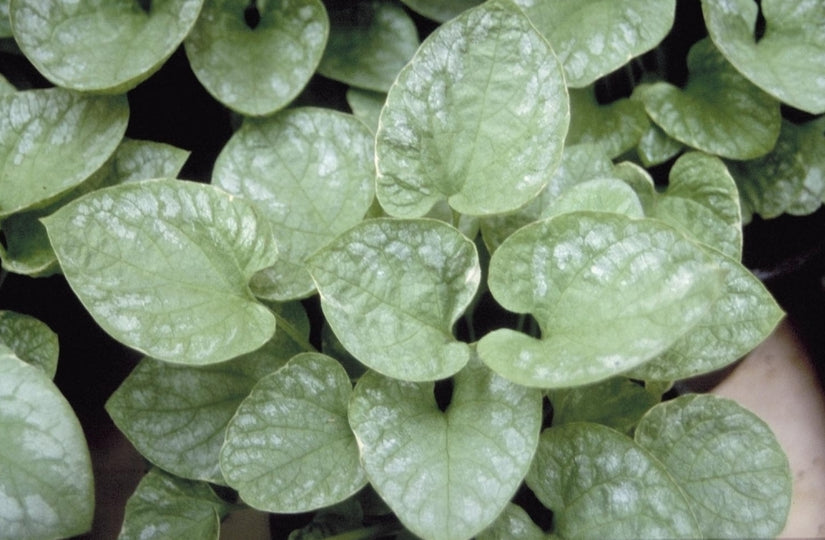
[
  {"x1": 478, "y1": 212, "x2": 724, "y2": 388},
  {"x1": 636, "y1": 123, "x2": 685, "y2": 167},
  {"x1": 525, "y1": 423, "x2": 701, "y2": 539},
  {"x1": 542, "y1": 178, "x2": 644, "y2": 220},
  {"x1": 348, "y1": 359, "x2": 542, "y2": 540},
  {"x1": 220, "y1": 353, "x2": 367, "y2": 513},
  {"x1": 635, "y1": 394, "x2": 792, "y2": 538},
  {"x1": 319, "y1": 0, "x2": 420, "y2": 92},
  {"x1": 212, "y1": 108, "x2": 375, "y2": 301},
  {"x1": 0, "y1": 310, "x2": 58, "y2": 378},
  {"x1": 516, "y1": 0, "x2": 676, "y2": 88},
  {"x1": 640, "y1": 38, "x2": 781, "y2": 160},
  {"x1": 398, "y1": 0, "x2": 481, "y2": 22},
  {"x1": 702, "y1": 0, "x2": 825, "y2": 114},
  {"x1": 43, "y1": 179, "x2": 278, "y2": 365},
  {"x1": 477, "y1": 503, "x2": 547, "y2": 540},
  {"x1": 9, "y1": 0, "x2": 204, "y2": 92},
  {"x1": 307, "y1": 218, "x2": 480, "y2": 382},
  {"x1": 184, "y1": 0, "x2": 329, "y2": 116},
  {"x1": 0, "y1": 351, "x2": 94, "y2": 539},
  {"x1": 119, "y1": 468, "x2": 230, "y2": 540},
  {"x1": 106, "y1": 302, "x2": 309, "y2": 485},
  {"x1": 549, "y1": 377, "x2": 658, "y2": 434},
  {"x1": 566, "y1": 86, "x2": 649, "y2": 159},
  {"x1": 346, "y1": 87, "x2": 385, "y2": 132},
  {"x1": 108, "y1": 138, "x2": 191, "y2": 185},
  {"x1": 0, "y1": 88, "x2": 128, "y2": 218},
  {"x1": 375, "y1": 0, "x2": 569, "y2": 217}
]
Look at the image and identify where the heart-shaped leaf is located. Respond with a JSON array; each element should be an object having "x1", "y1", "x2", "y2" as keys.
[
  {"x1": 567, "y1": 87, "x2": 649, "y2": 158},
  {"x1": 0, "y1": 310, "x2": 58, "y2": 378},
  {"x1": 0, "y1": 351, "x2": 94, "y2": 539},
  {"x1": 43, "y1": 179, "x2": 278, "y2": 365},
  {"x1": 212, "y1": 108, "x2": 375, "y2": 301},
  {"x1": 0, "y1": 88, "x2": 128, "y2": 218},
  {"x1": 10, "y1": 0, "x2": 203, "y2": 92},
  {"x1": 119, "y1": 468, "x2": 230, "y2": 540},
  {"x1": 308, "y1": 218, "x2": 479, "y2": 382},
  {"x1": 220, "y1": 353, "x2": 367, "y2": 513},
  {"x1": 635, "y1": 394, "x2": 792, "y2": 538},
  {"x1": 640, "y1": 38, "x2": 781, "y2": 160},
  {"x1": 399, "y1": 0, "x2": 481, "y2": 22},
  {"x1": 318, "y1": 0, "x2": 419, "y2": 92},
  {"x1": 184, "y1": 0, "x2": 329, "y2": 116},
  {"x1": 702, "y1": 0, "x2": 825, "y2": 114},
  {"x1": 526, "y1": 423, "x2": 701, "y2": 539},
  {"x1": 348, "y1": 359, "x2": 542, "y2": 540},
  {"x1": 516, "y1": 0, "x2": 676, "y2": 88},
  {"x1": 375, "y1": 0, "x2": 569, "y2": 217},
  {"x1": 478, "y1": 212, "x2": 724, "y2": 388},
  {"x1": 106, "y1": 302, "x2": 309, "y2": 484}
]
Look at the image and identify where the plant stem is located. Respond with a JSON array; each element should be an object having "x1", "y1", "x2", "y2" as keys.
[{"x1": 324, "y1": 521, "x2": 402, "y2": 540}]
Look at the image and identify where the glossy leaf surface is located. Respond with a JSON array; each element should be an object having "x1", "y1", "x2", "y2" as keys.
[
  {"x1": 0, "y1": 310, "x2": 58, "y2": 378},
  {"x1": 308, "y1": 218, "x2": 480, "y2": 381},
  {"x1": 43, "y1": 179, "x2": 278, "y2": 365},
  {"x1": 348, "y1": 360, "x2": 542, "y2": 540},
  {"x1": 376, "y1": 0, "x2": 569, "y2": 217}
]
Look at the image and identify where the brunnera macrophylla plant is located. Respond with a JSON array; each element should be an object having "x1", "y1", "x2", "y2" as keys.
[{"x1": 1, "y1": 0, "x2": 822, "y2": 538}]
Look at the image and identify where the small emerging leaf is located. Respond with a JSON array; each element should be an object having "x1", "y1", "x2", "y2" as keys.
[{"x1": 0, "y1": 310, "x2": 58, "y2": 378}]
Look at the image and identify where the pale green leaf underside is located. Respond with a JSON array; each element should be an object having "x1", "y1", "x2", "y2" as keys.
[
  {"x1": 118, "y1": 468, "x2": 228, "y2": 540},
  {"x1": 376, "y1": 0, "x2": 569, "y2": 217},
  {"x1": 517, "y1": 0, "x2": 676, "y2": 88},
  {"x1": 399, "y1": 0, "x2": 481, "y2": 22},
  {"x1": 567, "y1": 86, "x2": 649, "y2": 159},
  {"x1": 702, "y1": 0, "x2": 825, "y2": 114},
  {"x1": 106, "y1": 301, "x2": 308, "y2": 485},
  {"x1": 636, "y1": 394, "x2": 792, "y2": 538},
  {"x1": 550, "y1": 377, "x2": 658, "y2": 434},
  {"x1": 479, "y1": 212, "x2": 724, "y2": 388},
  {"x1": 0, "y1": 88, "x2": 128, "y2": 218},
  {"x1": 0, "y1": 353, "x2": 94, "y2": 540},
  {"x1": 221, "y1": 353, "x2": 366, "y2": 513},
  {"x1": 526, "y1": 423, "x2": 701, "y2": 539},
  {"x1": 348, "y1": 360, "x2": 542, "y2": 540},
  {"x1": 346, "y1": 87, "x2": 385, "y2": 133},
  {"x1": 308, "y1": 218, "x2": 480, "y2": 382},
  {"x1": 43, "y1": 179, "x2": 278, "y2": 365},
  {"x1": 641, "y1": 38, "x2": 781, "y2": 160},
  {"x1": 184, "y1": 0, "x2": 329, "y2": 116},
  {"x1": 10, "y1": 0, "x2": 203, "y2": 92},
  {"x1": 0, "y1": 310, "x2": 58, "y2": 378},
  {"x1": 319, "y1": 1, "x2": 419, "y2": 92},
  {"x1": 212, "y1": 107, "x2": 375, "y2": 301}
]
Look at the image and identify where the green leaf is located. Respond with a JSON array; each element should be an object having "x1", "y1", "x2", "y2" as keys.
[
  {"x1": 477, "y1": 212, "x2": 724, "y2": 388},
  {"x1": 567, "y1": 86, "x2": 649, "y2": 159},
  {"x1": 212, "y1": 108, "x2": 375, "y2": 301},
  {"x1": 640, "y1": 38, "x2": 781, "y2": 160},
  {"x1": 477, "y1": 503, "x2": 547, "y2": 540},
  {"x1": 0, "y1": 73, "x2": 14, "y2": 94},
  {"x1": 635, "y1": 394, "x2": 792, "y2": 538},
  {"x1": 0, "y1": 210, "x2": 61, "y2": 277},
  {"x1": 348, "y1": 359, "x2": 542, "y2": 540},
  {"x1": 0, "y1": 0, "x2": 10, "y2": 37},
  {"x1": 286, "y1": 498, "x2": 364, "y2": 540},
  {"x1": 0, "y1": 310, "x2": 58, "y2": 378},
  {"x1": 307, "y1": 218, "x2": 480, "y2": 381},
  {"x1": 0, "y1": 88, "x2": 128, "y2": 218},
  {"x1": 542, "y1": 178, "x2": 644, "y2": 220},
  {"x1": 0, "y1": 352, "x2": 94, "y2": 540},
  {"x1": 318, "y1": 1, "x2": 419, "y2": 92},
  {"x1": 106, "y1": 302, "x2": 308, "y2": 484},
  {"x1": 730, "y1": 118, "x2": 825, "y2": 221},
  {"x1": 550, "y1": 377, "x2": 658, "y2": 434},
  {"x1": 184, "y1": 0, "x2": 329, "y2": 116},
  {"x1": 526, "y1": 423, "x2": 701, "y2": 539},
  {"x1": 398, "y1": 0, "x2": 481, "y2": 22},
  {"x1": 516, "y1": 0, "x2": 676, "y2": 88},
  {"x1": 108, "y1": 138, "x2": 190, "y2": 184},
  {"x1": 375, "y1": 0, "x2": 569, "y2": 217},
  {"x1": 346, "y1": 87, "x2": 385, "y2": 133},
  {"x1": 118, "y1": 468, "x2": 230, "y2": 540},
  {"x1": 651, "y1": 152, "x2": 743, "y2": 260},
  {"x1": 220, "y1": 353, "x2": 367, "y2": 513},
  {"x1": 634, "y1": 94, "x2": 685, "y2": 167},
  {"x1": 702, "y1": 0, "x2": 825, "y2": 114},
  {"x1": 9, "y1": 0, "x2": 203, "y2": 92},
  {"x1": 43, "y1": 179, "x2": 278, "y2": 365},
  {"x1": 611, "y1": 161, "x2": 658, "y2": 213}
]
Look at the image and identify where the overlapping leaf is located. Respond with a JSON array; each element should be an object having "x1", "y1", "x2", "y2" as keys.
[
  {"x1": 478, "y1": 503, "x2": 547, "y2": 540},
  {"x1": 399, "y1": 0, "x2": 481, "y2": 22},
  {"x1": 212, "y1": 108, "x2": 375, "y2": 301},
  {"x1": 542, "y1": 178, "x2": 644, "y2": 220},
  {"x1": 375, "y1": 0, "x2": 569, "y2": 217},
  {"x1": 348, "y1": 359, "x2": 542, "y2": 540},
  {"x1": 10, "y1": 0, "x2": 203, "y2": 92},
  {"x1": 636, "y1": 394, "x2": 792, "y2": 538},
  {"x1": 184, "y1": 0, "x2": 329, "y2": 116},
  {"x1": 550, "y1": 377, "x2": 658, "y2": 434},
  {"x1": 308, "y1": 218, "x2": 479, "y2": 381},
  {"x1": 220, "y1": 353, "x2": 366, "y2": 512},
  {"x1": 43, "y1": 179, "x2": 278, "y2": 365},
  {"x1": 567, "y1": 87, "x2": 649, "y2": 159},
  {"x1": 478, "y1": 212, "x2": 724, "y2": 388},
  {"x1": 0, "y1": 310, "x2": 58, "y2": 378},
  {"x1": 345, "y1": 87, "x2": 385, "y2": 132}
]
